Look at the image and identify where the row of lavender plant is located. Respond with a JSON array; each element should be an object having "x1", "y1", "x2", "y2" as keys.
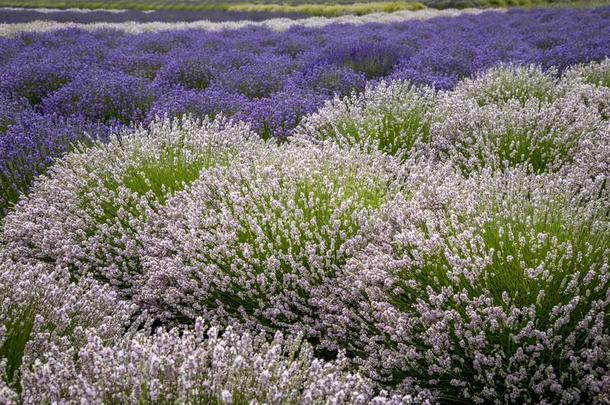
[
  {"x1": 1, "y1": 59, "x2": 608, "y2": 403},
  {"x1": 0, "y1": 7, "x2": 488, "y2": 36},
  {"x1": 0, "y1": 7, "x2": 308, "y2": 24},
  {"x1": 0, "y1": 6, "x2": 609, "y2": 215}
]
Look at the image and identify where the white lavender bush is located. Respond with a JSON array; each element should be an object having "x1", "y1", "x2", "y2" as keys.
[
  {"x1": 139, "y1": 141, "x2": 404, "y2": 339},
  {"x1": 427, "y1": 93, "x2": 603, "y2": 175},
  {"x1": 566, "y1": 58, "x2": 610, "y2": 89},
  {"x1": 1, "y1": 116, "x2": 259, "y2": 297},
  {"x1": 452, "y1": 64, "x2": 561, "y2": 107},
  {"x1": 0, "y1": 260, "x2": 135, "y2": 393},
  {"x1": 295, "y1": 80, "x2": 435, "y2": 160},
  {"x1": 562, "y1": 59, "x2": 610, "y2": 120},
  {"x1": 321, "y1": 168, "x2": 610, "y2": 403}
]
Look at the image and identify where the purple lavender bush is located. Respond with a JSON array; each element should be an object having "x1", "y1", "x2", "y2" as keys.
[
  {"x1": 0, "y1": 111, "x2": 108, "y2": 214},
  {"x1": 42, "y1": 69, "x2": 155, "y2": 125},
  {"x1": 146, "y1": 87, "x2": 248, "y2": 123}
]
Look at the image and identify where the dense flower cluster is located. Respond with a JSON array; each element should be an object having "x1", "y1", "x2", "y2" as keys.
[
  {"x1": 427, "y1": 91, "x2": 602, "y2": 175},
  {"x1": 0, "y1": 6, "x2": 608, "y2": 213}
]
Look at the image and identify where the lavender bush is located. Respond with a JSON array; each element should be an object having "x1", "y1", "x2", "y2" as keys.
[
  {"x1": 138, "y1": 141, "x2": 403, "y2": 335},
  {"x1": 322, "y1": 167, "x2": 610, "y2": 403},
  {"x1": 570, "y1": 58, "x2": 610, "y2": 89},
  {"x1": 0, "y1": 112, "x2": 108, "y2": 215},
  {"x1": 563, "y1": 59, "x2": 610, "y2": 120},
  {"x1": 452, "y1": 64, "x2": 561, "y2": 107},
  {"x1": 1, "y1": 117, "x2": 258, "y2": 297},
  {"x1": 0, "y1": 259, "x2": 136, "y2": 392},
  {"x1": 0, "y1": 259, "x2": 404, "y2": 404},
  {"x1": 427, "y1": 89, "x2": 604, "y2": 175},
  {"x1": 296, "y1": 80, "x2": 436, "y2": 158},
  {"x1": 0, "y1": 7, "x2": 608, "y2": 214},
  {"x1": 42, "y1": 69, "x2": 155, "y2": 125}
]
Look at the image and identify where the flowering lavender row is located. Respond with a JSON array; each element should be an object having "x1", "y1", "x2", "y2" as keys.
[
  {"x1": 1, "y1": 60, "x2": 609, "y2": 402},
  {"x1": 0, "y1": 7, "x2": 307, "y2": 24},
  {"x1": 0, "y1": 6, "x2": 609, "y2": 214}
]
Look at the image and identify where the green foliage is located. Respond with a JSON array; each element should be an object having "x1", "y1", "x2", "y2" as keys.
[
  {"x1": 0, "y1": 307, "x2": 36, "y2": 390},
  {"x1": 228, "y1": 1, "x2": 425, "y2": 17},
  {"x1": 119, "y1": 144, "x2": 229, "y2": 203}
]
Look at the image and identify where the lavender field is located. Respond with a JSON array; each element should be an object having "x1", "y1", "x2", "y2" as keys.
[{"x1": 0, "y1": 5, "x2": 609, "y2": 404}]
